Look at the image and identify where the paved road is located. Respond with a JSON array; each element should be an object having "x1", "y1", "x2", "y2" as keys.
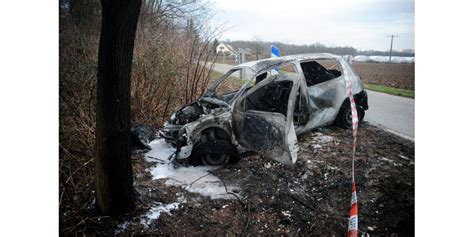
[
  {"x1": 365, "y1": 90, "x2": 414, "y2": 140},
  {"x1": 209, "y1": 63, "x2": 235, "y2": 74},
  {"x1": 209, "y1": 63, "x2": 415, "y2": 140}
]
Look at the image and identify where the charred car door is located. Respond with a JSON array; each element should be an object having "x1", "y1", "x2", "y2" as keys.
[
  {"x1": 231, "y1": 75, "x2": 300, "y2": 166},
  {"x1": 297, "y1": 59, "x2": 346, "y2": 132}
]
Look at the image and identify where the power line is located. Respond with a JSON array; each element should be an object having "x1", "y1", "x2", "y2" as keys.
[{"x1": 387, "y1": 35, "x2": 398, "y2": 63}]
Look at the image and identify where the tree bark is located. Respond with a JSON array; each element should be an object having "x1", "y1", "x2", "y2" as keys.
[{"x1": 95, "y1": 0, "x2": 141, "y2": 216}]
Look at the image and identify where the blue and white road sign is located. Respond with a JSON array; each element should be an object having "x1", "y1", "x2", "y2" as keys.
[
  {"x1": 271, "y1": 45, "x2": 280, "y2": 75},
  {"x1": 271, "y1": 45, "x2": 280, "y2": 58}
]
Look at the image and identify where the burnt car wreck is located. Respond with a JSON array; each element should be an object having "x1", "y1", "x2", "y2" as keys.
[{"x1": 159, "y1": 53, "x2": 368, "y2": 166}]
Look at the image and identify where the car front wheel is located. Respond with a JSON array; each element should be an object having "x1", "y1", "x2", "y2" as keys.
[
  {"x1": 336, "y1": 104, "x2": 365, "y2": 129},
  {"x1": 188, "y1": 128, "x2": 240, "y2": 166}
]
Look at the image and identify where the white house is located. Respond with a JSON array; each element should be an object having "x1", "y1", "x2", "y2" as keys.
[{"x1": 216, "y1": 42, "x2": 236, "y2": 56}]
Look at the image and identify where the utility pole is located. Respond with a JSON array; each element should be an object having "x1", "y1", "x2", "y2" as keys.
[{"x1": 387, "y1": 35, "x2": 398, "y2": 63}]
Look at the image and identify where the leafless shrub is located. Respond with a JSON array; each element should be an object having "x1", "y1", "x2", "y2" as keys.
[{"x1": 128, "y1": 0, "x2": 224, "y2": 126}]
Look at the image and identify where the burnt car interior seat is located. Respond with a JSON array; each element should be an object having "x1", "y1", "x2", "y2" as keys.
[{"x1": 300, "y1": 61, "x2": 337, "y2": 86}]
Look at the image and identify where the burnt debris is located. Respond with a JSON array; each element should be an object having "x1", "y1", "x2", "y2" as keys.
[{"x1": 131, "y1": 124, "x2": 155, "y2": 150}]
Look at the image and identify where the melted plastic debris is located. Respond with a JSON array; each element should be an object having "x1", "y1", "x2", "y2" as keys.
[
  {"x1": 140, "y1": 202, "x2": 180, "y2": 227},
  {"x1": 146, "y1": 138, "x2": 240, "y2": 199}
]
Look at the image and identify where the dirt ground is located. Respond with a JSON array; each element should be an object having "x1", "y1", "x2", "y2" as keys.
[
  {"x1": 352, "y1": 62, "x2": 415, "y2": 90},
  {"x1": 71, "y1": 122, "x2": 414, "y2": 236}
]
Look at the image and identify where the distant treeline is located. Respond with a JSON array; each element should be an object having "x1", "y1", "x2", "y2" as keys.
[{"x1": 224, "y1": 40, "x2": 415, "y2": 57}]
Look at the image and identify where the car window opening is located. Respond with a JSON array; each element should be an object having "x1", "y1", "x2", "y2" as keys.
[
  {"x1": 255, "y1": 72, "x2": 268, "y2": 84},
  {"x1": 241, "y1": 80, "x2": 293, "y2": 117},
  {"x1": 213, "y1": 69, "x2": 254, "y2": 102},
  {"x1": 301, "y1": 60, "x2": 341, "y2": 86}
]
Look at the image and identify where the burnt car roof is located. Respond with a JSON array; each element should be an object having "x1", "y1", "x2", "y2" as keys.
[{"x1": 231, "y1": 53, "x2": 341, "y2": 73}]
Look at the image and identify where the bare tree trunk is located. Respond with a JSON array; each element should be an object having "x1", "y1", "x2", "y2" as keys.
[{"x1": 95, "y1": 0, "x2": 141, "y2": 216}]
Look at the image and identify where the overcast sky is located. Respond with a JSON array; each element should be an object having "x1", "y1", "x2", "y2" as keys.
[{"x1": 210, "y1": 0, "x2": 414, "y2": 51}]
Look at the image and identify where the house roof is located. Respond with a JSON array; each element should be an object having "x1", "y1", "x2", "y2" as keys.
[
  {"x1": 216, "y1": 42, "x2": 235, "y2": 52},
  {"x1": 225, "y1": 43, "x2": 234, "y2": 51},
  {"x1": 217, "y1": 43, "x2": 235, "y2": 52}
]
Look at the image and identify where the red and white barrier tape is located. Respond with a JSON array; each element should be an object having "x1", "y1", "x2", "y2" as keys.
[{"x1": 342, "y1": 60, "x2": 359, "y2": 237}]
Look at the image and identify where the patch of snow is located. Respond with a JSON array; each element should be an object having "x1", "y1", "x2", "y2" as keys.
[
  {"x1": 146, "y1": 138, "x2": 240, "y2": 200},
  {"x1": 140, "y1": 202, "x2": 180, "y2": 227},
  {"x1": 379, "y1": 157, "x2": 402, "y2": 167},
  {"x1": 115, "y1": 221, "x2": 130, "y2": 235},
  {"x1": 176, "y1": 194, "x2": 187, "y2": 203},
  {"x1": 145, "y1": 138, "x2": 176, "y2": 163}
]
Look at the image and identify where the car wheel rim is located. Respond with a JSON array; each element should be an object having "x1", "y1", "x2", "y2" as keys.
[
  {"x1": 202, "y1": 153, "x2": 229, "y2": 166},
  {"x1": 345, "y1": 108, "x2": 352, "y2": 126}
]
